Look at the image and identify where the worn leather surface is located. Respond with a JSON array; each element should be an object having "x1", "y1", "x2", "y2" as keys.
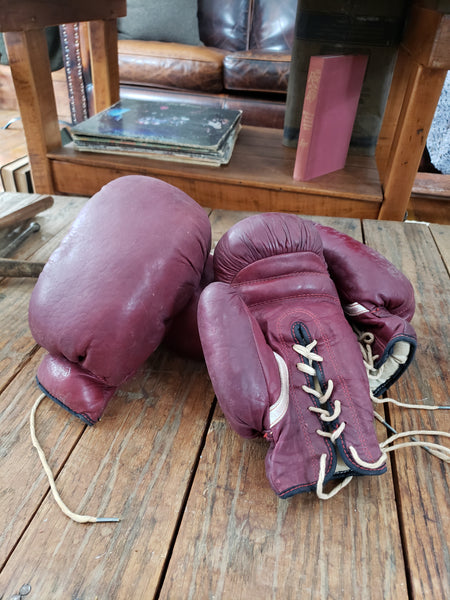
[
  {"x1": 199, "y1": 214, "x2": 386, "y2": 498},
  {"x1": 249, "y1": 0, "x2": 297, "y2": 51},
  {"x1": 118, "y1": 40, "x2": 226, "y2": 92},
  {"x1": 198, "y1": 0, "x2": 251, "y2": 51},
  {"x1": 224, "y1": 50, "x2": 290, "y2": 93},
  {"x1": 315, "y1": 223, "x2": 417, "y2": 395},
  {"x1": 29, "y1": 176, "x2": 211, "y2": 424}
]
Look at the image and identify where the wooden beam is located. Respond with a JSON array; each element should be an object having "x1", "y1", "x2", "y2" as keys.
[
  {"x1": 402, "y1": 5, "x2": 450, "y2": 69},
  {"x1": 4, "y1": 29, "x2": 61, "y2": 193},
  {"x1": 88, "y1": 20, "x2": 120, "y2": 114},
  {"x1": 378, "y1": 63, "x2": 446, "y2": 221},
  {"x1": 0, "y1": 0, "x2": 126, "y2": 31}
]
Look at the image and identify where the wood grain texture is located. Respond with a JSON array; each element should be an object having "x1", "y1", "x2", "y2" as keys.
[
  {"x1": 429, "y1": 222, "x2": 450, "y2": 269},
  {"x1": 49, "y1": 127, "x2": 382, "y2": 198},
  {"x1": 0, "y1": 194, "x2": 85, "y2": 388},
  {"x1": 379, "y1": 64, "x2": 447, "y2": 221},
  {"x1": 0, "y1": 351, "x2": 214, "y2": 599},
  {"x1": 0, "y1": 194, "x2": 53, "y2": 228},
  {"x1": 0, "y1": 258, "x2": 44, "y2": 277},
  {"x1": 0, "y1": 194, "x2": 89, "y2": 564},
  {"x1": 0, "y1": 190, "x2": 215, "y2": 599},
  {"x1": 0, "y1": 0, "x2": 126, "y2": 31},
  {"x1": 159, "y1": 409, "x2": 407, "y2": 599},
  {"x1": 409, "y1": 175, "x2": 450, "y2": 225},
  {"x1": 376, "y1": 48, "x2": 413, "y2": 181},
  {"x1": 50, "y1": 157, "x2": 382, "y2": 219},
  {"x1": 0, "y1": 350, "x2": 85, "y2": 568},
  {"x1": 209, "y1": 211, "x2": 365, "y2": 247},
  {"x1": 4, "y1": 30, "x2": 61, "y2": 193},
  {"x1": 47, "y1": 127, "x2": 382, "y2": 219},
  {"x1": 402, "y1": 5, "x2": 450, "y2": 69},
  {"x1": 0, "y1": 193, "x2": 86, "y2": 267},
  {"x1": 362, "y1": 220, "x2": 450, "y2": 600},
  {"x1": 88, "y1": 19, "x2": 120, "y2": 114}
]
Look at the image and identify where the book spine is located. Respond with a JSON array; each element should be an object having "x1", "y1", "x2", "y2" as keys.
[{"x1": 292, "y1": 58, "x2": 322, "y2": 181}]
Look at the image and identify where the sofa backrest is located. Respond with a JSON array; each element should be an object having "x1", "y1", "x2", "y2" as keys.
[{"x1": 198, "y1": 0, "x2": 296, "y2": 52}]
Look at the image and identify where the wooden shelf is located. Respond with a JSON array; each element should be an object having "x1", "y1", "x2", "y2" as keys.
[
  {"x1": 5, "y1": 1, "x2": 447, "y2": 220},
  {"x1": 48, "y1": 126, "x2": 382, "y2": 218}
]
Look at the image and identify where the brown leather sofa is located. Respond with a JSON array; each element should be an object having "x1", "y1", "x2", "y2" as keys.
[{"x1": 63, "y1": 0, "x2": 297, "y2": 128}]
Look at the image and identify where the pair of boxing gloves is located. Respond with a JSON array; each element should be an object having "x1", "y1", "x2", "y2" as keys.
[{"x1": 29, "y1": 176, "x2": 416, "y2": 498}]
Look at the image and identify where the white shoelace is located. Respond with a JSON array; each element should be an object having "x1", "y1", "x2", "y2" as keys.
[
  {"x1": 293, "y1": 338, "x2": 449, "y2": 500},
  {"x1": 31, "y1": 333, "x2": 449, "y2": 516},
  {"x1": 30, "y1": 393, "x2": 120, "y2": 524}
]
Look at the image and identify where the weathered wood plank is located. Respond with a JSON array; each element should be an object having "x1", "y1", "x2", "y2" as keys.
[
  {"x1": 159, "y1": 407, "x2": 407, "y2": 599},
  {"x1": 429, "y1": 222, "x2": 450, "y2": 271},
  {"x1": 209, "y1": 210, "x2": 364, "y2": 248},
  {"x1": 0, "y1": 194, "x2": 86, "y2": 390},
  {"x1": 362, "y1": 220, "x2": 450, "y2": 600},
  {"x1": 47, "y1": 127, "x2": 382, "y2": 218},
  {"x1": 0, "y1": 275, "x2": 40, "y2": 388},
  {"x1": 4, "y1": 29, "x2": 61, "y2": 193},
  {"x1": 0, "y1": 193, "x2": 53, "y2": 228},
  {"x1": 0, "y1": 349, "x2": 86, "y2": 567},
  {"x1": 88, "y1": 19, "x2": 120, "y2": 114},
  {"x1": 0, "y1": 0, "x2": 126, "y2": 32},
  {"x1": 379, "y1": 63, "x2": 447, "y2": 221},
  {"x1": 0, "y1": 194, "x2": 89, "y2": 565},
  {"x1": 0, "y1": 193, "x2": 86, "y2": 265},
  {"x1": 0, "y1": 350, "x2": 215, "y2": 599},
  {"x1": 158, "y1": 213, "x2": 407, "y2": 598},
  {"x1": 306, "y1": 214, "x2": 364, "y2": 241}
]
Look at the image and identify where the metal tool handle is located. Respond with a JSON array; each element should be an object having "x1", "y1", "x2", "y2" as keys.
[{"x1": 1, "y1": 221, "x2": 41, "y2": 258}]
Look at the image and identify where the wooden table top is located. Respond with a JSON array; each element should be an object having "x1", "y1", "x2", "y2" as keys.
[{"x1": 0, "y1": 192, "x2": 448, "y2": 599}]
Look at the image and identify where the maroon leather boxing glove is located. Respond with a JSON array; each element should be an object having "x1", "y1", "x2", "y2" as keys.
[
  {"x1": 163, "y1": 253, "x2": 214, "y2": 360},
  {"x1": 29, "y1": 175, "x2": 211, "y2": 424},
  {"x1": 315, "y1": 224, "x2": 417, "y2": 396},
  {"x1": 198, "y1": 213, "x2": 387, "y2": 499}
]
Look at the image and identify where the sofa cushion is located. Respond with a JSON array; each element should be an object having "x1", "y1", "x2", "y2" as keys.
[
  {"x1": 118, "y1": 40, "x2": 226, "y2": 93},
  {"x1": 198, "y1": 0, "x2": 251, "y2": 51},
  {"x1": 249, "y1": 0, "x2": 296, "y2": 51},
  {"x1": 117, "y1": 0, "x2": 202, "y2": 46},
  {"x1": 223, "y1": 50, "x2": 290, "y2": 94}
]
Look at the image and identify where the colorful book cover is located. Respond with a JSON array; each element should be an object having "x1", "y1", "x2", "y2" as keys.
[
  {"x1": 73, "y1": 124, "x2": 242, "y2": 167},
  {"x1": 293, "y1": 54, "x2": 368, "y2": 181},
  {"x1": 71, "y1": 98, "x2": 242, "y2": 153}
]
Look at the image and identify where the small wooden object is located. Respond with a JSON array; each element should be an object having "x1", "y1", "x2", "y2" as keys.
[
  {"x1": 0, "y1": 257, "x2": 44, "y2": 277},
  {"x1": 0, "y1": 193, "x2": 53, "y2": 228}
]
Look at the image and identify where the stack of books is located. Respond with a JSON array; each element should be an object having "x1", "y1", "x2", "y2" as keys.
[
  {"x1": 71, "y1": 98, "x2": 242, "y2": 167},
  {"x1": 0, "y1": 156, "x2": 33, "y2": 193}
]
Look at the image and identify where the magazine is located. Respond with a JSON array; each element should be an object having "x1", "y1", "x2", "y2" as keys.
[{"x1": 71, "y1": 98, "x2": 242, "y2": 165}]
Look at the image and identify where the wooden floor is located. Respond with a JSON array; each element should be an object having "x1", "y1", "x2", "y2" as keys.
[{"x1": 0, "y1": 193, "x2": 448, "y2": 599}]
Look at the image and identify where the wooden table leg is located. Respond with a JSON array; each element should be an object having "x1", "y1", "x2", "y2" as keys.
[
  {"x1": 377, "y1": 5, "x2": 449, "y2": 221},
  {"x1": 87, "y1": 19, "x2": 120, "y2": 114},
  {"x1": 4, "y1": 30, "x2": 62, "y2": 194},
  {"x1": 378, "y1": 61, "x2": 446, "y2": 221},
  {"x1": 376, "y1": 48, "x2": 413, "y2": 182}
]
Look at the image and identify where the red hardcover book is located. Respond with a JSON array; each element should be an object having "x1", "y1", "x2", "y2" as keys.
[{"x1": 293, "y1": 55, "x2": 368, "y2": 181}]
